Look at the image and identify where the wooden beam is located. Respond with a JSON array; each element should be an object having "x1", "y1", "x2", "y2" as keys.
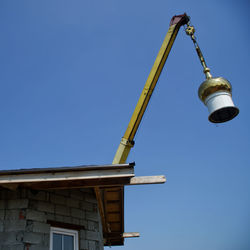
[
  {"x1": 0, "y1": 183, "x2": 19, "y2": 190},
  {"x1": 129, "y1": 175, "x2": 166, "y2": 185},
  {"x1": 94, "y1": 187, "x2": 109, "y2": 234},
  {"x1": 0, "y1": 175, "x2": 166, "y2": 190},
  {"x1": 0, "y1": 165, "x2": 134, "y2": 184},
  {"x1": 20, "y1": 177, "x2": 131, "y2": 190},
  {"x1": 123, "y1": 232, "x2": 140, "y2": 238},
  {"x1": 104, "y1": 232, "x2": 140, "y2": 239}
]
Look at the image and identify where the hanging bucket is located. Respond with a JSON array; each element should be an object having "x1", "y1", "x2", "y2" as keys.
[{"x1": 198, "y1": 77, "x2": 239, "y2": 123}]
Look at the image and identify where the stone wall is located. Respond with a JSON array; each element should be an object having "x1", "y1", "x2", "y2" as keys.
[{"x1": 0, "y1": 187, "x2": 103, "y2": 250}]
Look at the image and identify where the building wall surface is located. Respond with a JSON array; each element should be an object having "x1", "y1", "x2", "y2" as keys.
[{"x1": 0, "y1": 187, "x2": 103, "y2": 250}]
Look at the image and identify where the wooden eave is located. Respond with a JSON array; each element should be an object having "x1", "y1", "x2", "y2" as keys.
[
  {"x1": 0, "y1": 162, "x2": 165, "y2": 246},
  {"x1": 0, "y1": 163, "x2": 135, "y2": 189}
]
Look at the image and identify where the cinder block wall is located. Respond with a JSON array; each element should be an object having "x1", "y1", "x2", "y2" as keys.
[{"x1": 0, "y1": 187, "x2": 103, "y2": 250}]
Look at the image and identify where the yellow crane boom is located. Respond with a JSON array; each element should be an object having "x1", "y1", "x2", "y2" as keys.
[
  {"x1": 100, "y1": 13, "x2": 190, "y2": 246},
  {"x1": 113, "y1": 13, "x2": 189, "y2": 164}
]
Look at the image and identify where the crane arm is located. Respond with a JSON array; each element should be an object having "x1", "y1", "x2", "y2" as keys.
[
  {"x1": 113, "y1": 13, "x2": 189, "y2": 164},
  {"x1": 100, "y1": 14, "x2": 190, "y2": 246}
]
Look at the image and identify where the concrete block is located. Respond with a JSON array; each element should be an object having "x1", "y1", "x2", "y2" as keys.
[
  {"x1": 71, "y1": 208, "x2": 85, "y2": 219},
  {"x1": 80, "y1": 239, "x2": 88, "y2": 250},
  {"x1": 5, "y1": 209, "x2": 25, "y2": 220},
  {"x1": 0, "y1": 232, "x2": 18, "y2": 244},
  {"x1": 16, "y1": 231, "x2": 24, "y2": 242},
  {"x1": 70, "y1": 190, "x2": 84, "y2": 200},
  {"x1": 0, "y1": 209, "x2": 5, "y2": 220},
  {"x1": 96, "y1": 241, "x2": 101, "y2": 250},
  {"x1": 1, "y1": 244, "x2": 24, "y2": 250},
  {"x1": 30, "y1": 221, "x2": 50, "y2": 234},
  {"x1": 50, "y1": 194, "x2": 66, "y2": 205},
  {"x1": 72, "y1": 218, "x2": 80, "y2": 225},
  {"x1": 55, "y1": 214, "x2": 63, "y2": 222},
  {"x1": 26, "y1": 209, "x2": 46, "y2": 222},
  {"x1": 55, "y1": 205, "x2": 70, "y2": 216},
  {"x1": 80, "y1": 229, "x2": 86, "y2": 239},
  {"x1": 84, "y1": 193, "x2": 97, "y2": 204},
  {"x1": 0, "y1": 220, "x2": 4, "y2": 231},
  {"x1": 28, "y1": 190, "x2": 46, "y2": 201},
  {"x1": 98, "y1": 221, "x2": 103, "y2": 239},
  {"x1": 5, "y1": 190, "x2": 21, "y2": 200},
  {"x1": 20, "y1": 188, "x2": 28, "y2": 199},
  {"x1": 86, "y1": 230, "x2": 99, "y2": 241},
  {"x1": 36, "y1": 201, "x2": 54, "y2": 213},
  {"x1": 46, "y1": 213, "x2": 55, "y2": 221},
  {"x1": 80, "y1": 201, "x2": 93, "y2": 211},
  {"x1": 55, "y1": 189, "x2": 70, "y2": 197},
  {"x1": 53, "y1": 215, "x2": 70, "y2": 224},
  {"x1": 4, "y1": 220, "x2": 26, "y2": 231},
  {"x1": 80, "y1": 219, "x2": 88, "y2": 229},
  {"x1": 26, "y1": 220, "x2": 33, "y2": 232},
  {"x1": 7, "y1": 199, "x2": 28, "y2": 209},
  {"x1": 88, "y1": 221, "x2": 98, "y2": 231},
  {"x1": 0, "y1": 189, "x2": 4, "y2": 199},
  {"x1": 88, "y1": 240, "x2": 96, "y2": 250},
  {"x1": 28, "y1": 246, "x2": 48, "y2": 250},
  {"x1": 98, "y1": 240, "x2": 104, "y2": 250},
  {"x1": 86, "y1": 211, "x2": 98, "y2": 222},
  {"x1": 0, "y1": 200, "x2": 5, "y2": 209},
  {"x1": 62, "y1": 216, "x2": 71, "y2": 224},
  {"x1": 66, "y1": 197, "x2": 79, "y2": 208},
  {"x1": 23, "y1": 232, "x2": 43, "y2": 244},
  {"x1": 43, "y1": 233, "x2": 50, "y2": 246}
]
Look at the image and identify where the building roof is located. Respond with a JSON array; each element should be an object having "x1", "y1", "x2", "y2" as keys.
[
  {"x1": 0, "y1": 162, "x2": 165, "y2": 246},
  {"x1": 0, "y1": 163, "x2": 135, "y2": 190}
]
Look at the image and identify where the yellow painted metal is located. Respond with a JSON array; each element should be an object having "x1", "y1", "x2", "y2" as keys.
[
  {"x1": 113, "y1": 22, "x2": 185, "y2": 165},
  {"x1": 105, "y1": 14, "x2": 189, "y2": 246},
  {"x1": 112, "y1": 138, "x2": 134, "y2": 164}
]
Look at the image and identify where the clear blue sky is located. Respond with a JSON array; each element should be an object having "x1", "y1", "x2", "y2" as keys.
[{"x1": 0, "y1": 1, "x2": 249, "y2": 249}]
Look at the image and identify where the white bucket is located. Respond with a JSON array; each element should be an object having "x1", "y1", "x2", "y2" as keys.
[{"x1": 204, "y1": 91, "x2": 239, "y2": 123}]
